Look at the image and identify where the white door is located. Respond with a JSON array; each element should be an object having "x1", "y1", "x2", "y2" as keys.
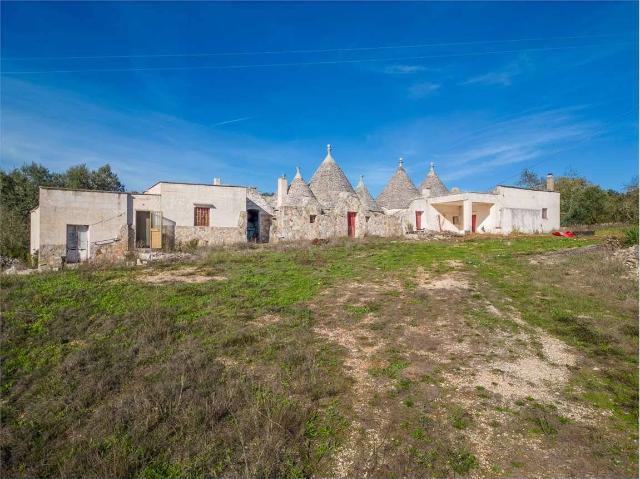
[{"x1": 66, "y1": 225, "x2": 89, "y2": 263}]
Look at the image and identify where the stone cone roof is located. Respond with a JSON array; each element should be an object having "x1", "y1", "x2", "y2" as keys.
[
  {"x1": 376, "y1": 158, "x2": 420, "y2": 210},
  {"x1": 309, "y1": 144, "x2": 355, "y2": 210},
  {"x1": 355, "y1": 176, "x2": 381, "y2": 212},
  {"x1": 286, "y1": 167, "x2": 321, "y2": 209},
  {"x1": 419, "y1": 162, "x2": 449, "y2": 197}
]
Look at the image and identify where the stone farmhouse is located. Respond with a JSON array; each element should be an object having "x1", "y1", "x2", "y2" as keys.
[{"x1": 30, "y1": 144, "x2": 559, "y2": 269}]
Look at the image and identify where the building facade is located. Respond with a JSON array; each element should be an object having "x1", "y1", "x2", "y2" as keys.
[{"x1": 30, "y1": 145, "x2": 560, "y2": 269}]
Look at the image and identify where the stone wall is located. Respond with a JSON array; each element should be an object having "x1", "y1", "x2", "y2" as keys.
[
  {"x1": 270, "y1": 193, "x2": 402, "y2": 242},
  {"x1": 92, "y1": 224, "x2": 134, "y2": 263},
  {"x1": 39, "y1": 244, "x2": 66, "y2": 270},
  {"x1": 365, "y1": 213, "x2": 403, "y2": 237},
  {"x1": 174, "y1": 211, "x2": 247, "y2": 247}
]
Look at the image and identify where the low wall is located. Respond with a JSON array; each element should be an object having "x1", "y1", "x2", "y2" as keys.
[{"x1": 174, "y1": 211, "x2": 247, "y2": 247}]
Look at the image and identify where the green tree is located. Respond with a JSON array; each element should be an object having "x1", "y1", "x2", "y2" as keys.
[
  {"x1": 90, "y1": 164, "x2": 125, "y2": 191},
  {"x1": 517, "y1": 168, "x2": 545, "y2": 190},
  {"x1": 517, "y1": 168, "x2": 636, "y2": 226}
]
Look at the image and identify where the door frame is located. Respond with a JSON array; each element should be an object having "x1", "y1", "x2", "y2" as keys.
[
  {"x1": 471, "y1": 214, "x2": 477, "y2": 233},
  {"x1": 247, "y1": 209, "x2": 260, "y2": 242},
  {"x1": 135, "y1": 210, "x2": 163, "y2": 249},
  {"x1": 347, "y1": 212, "x2": 357, "y2": 237},
  {"x1": 66, "y1": 224, "x2": 89, "y2": 263},
  {"x1": 415, "y1": 210, "x2": 423, "y2": 230}
]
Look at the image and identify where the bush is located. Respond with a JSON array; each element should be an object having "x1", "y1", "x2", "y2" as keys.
[{"x1": 624, "y1": 226, "x2": 638, "y2": 247}]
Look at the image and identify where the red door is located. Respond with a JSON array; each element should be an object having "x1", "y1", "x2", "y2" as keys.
[
  {"x1": 347, "y1": 212, "x2": 356, "y2": 237},
  {"x1": 471, "y1": 214, "x2": 477, "y2": 233},
  {"x1": 415, "y1": 211, "x2": 423, "y2": 230}
]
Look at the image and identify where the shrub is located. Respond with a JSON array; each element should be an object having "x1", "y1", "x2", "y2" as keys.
[{"x1": 623, "y1": 226, "x2": 638, "y2": 247}]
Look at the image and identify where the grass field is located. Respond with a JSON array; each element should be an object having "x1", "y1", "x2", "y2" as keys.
[{"x1": 1, "y1": 235, "x2": 637, "y2": 478}]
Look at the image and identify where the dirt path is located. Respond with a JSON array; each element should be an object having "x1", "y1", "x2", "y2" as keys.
[{"x1": 309, "y1": 261, "x2": 632, "y2": 478}]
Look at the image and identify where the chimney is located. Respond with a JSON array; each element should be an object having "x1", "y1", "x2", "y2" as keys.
[
  {"x1": 276, "y1": 175, "x2": 288, "y2": 208},
  {"x1": 213, "y1": 177, "x2": 221, "y2": 186},
  {"x1": 546, "y1": 173, "x2": 554, "y2": 192},
  {"x1": 421, "y1": 188, "x2": 431, "y2": 198}
]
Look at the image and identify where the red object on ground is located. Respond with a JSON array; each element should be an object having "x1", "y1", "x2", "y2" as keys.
[{"x1": 552, "y1": 231, "x2": 575, "y2": 238}]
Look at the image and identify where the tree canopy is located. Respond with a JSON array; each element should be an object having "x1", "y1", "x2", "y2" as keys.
[{"x1": 517, "y1": 169, "x2": 638, "y2": 226}]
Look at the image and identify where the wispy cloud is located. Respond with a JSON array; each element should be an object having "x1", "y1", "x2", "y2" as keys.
[
  {"x1": 408, "y1": 81, "x2": 441, "y2": 98},
  {"x1": 0, "y1": 79, "x2": 309, "y2": 192},
  {"x1": 384, "y1": 64, "x2": 428, "y2": 74},
  {"x1": 211, "y1": 116, "x2": 253, "y2": 127},
  {"x1": 334, "y1": 106, "x2": 602, "y2": 193},
  {"x1": 463, "y1": 70, "x2": 515, "y2": 86},
  {"x1": 435, "y1": 108, "x2": 600, "y2": 181},
  {"x1": 462, "y1": 54, "x2": 532, "y2": 86}
]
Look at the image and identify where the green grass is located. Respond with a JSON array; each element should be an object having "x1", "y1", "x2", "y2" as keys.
[{"x1": 1, "y1": 235, "x2": 636, "y2": 478}]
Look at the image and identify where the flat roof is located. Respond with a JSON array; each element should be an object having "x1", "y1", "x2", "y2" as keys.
[
  {"x1": 497, "y1": 184, "x2": 558, "y2": 192},
  {"x1": 40, "y1": 186, "x2": 132, "y2": 194},
  {"x1": 145, "y1": 180, "x2": 247, "y2": 191}
]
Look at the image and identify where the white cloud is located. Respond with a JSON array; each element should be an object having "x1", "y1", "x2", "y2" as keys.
[
  {"x1": 435, "y1": 108, "x2": 600, "y2": 181},
  {"x1": 0, "y1": 79, "x2": 310, "y2": 192},
  {"x1": 384, "y1": 64, "x2": 428, "y2": 74},
  {"x1": 463, "y1": 71, "x2": 515, "y2": 86},
  {"x1": 408, "y1": 81, "x2": 441, "y2": 98},
  {"x1": 462, "y1": 54, "x2": 532, "y2": 87},
  {"x1": 332, "y1": 106, "x2": 601, "y2": 193}
]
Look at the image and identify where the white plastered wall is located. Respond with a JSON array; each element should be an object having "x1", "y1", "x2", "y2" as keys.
[
  {"x1": 36, "y1": 188, "x2": 131, "y2": 266},
  {"x1": 150, "y1": 183, "x2": 246, "y2": 227},
  {"x1": 494, "y1": 186, "x2": 560, "y2": 233},
  {"x1": 30, "y1": 207, "x2": 40, "y2": 255}
]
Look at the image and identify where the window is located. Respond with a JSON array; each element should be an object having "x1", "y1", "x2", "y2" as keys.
[
  {"x1": 309, "y1": 215, "x2": 316, "y2": 224},
  {"x1": 194, "y1": 207, "x2": 210, "y2": 226},
  {"x1": 542, "y1": 208, "x2": 548, "y2": 219},
  {"x1": 452, "y1": 216, "x2": 459, "y2": 225}
]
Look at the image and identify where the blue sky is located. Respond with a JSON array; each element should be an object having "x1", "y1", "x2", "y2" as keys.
[{"x1": 1, "y1": 2, "x2": 637, "y2": 194}]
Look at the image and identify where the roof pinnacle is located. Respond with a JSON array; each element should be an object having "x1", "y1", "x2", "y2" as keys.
[
  {"x1": 323, "y1": 143, "x2": 335, "y2": 163},
  {"x1": 294, "y1": 166, "x2": 302, "y2": 179},
  {"x1": 429, "y1": 162, "x2": 435, "y2": 174},
  {"x1": 398, "y1": 157, "x2": 404, "y2": 168}
]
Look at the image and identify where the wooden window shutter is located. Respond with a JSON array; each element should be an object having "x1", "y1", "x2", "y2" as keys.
[{"x1": 194, "y1": 207, "x2": 210, "y2": 226}]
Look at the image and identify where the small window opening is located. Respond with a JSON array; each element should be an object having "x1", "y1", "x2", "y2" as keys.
[
  {"x1": 452, "y1": 216, "x2": 459, "y2": 225},
  {"x1": 309, "y1": 215, "x2": 316, "y2": 224},
  {"x1": 542, "y1": 208, "x2": 548, "y2": 219},
  {"x1": 365, "y1": 216, "x2": 370, "y2": 222},
  {"x1": 194, "y1": 207, "x2": 210, "y2": 226}
]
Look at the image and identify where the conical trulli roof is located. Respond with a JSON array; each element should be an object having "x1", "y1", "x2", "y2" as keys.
[
  {"x1": 419, "y1": 162, "x2": 449, "y2": 197},
  {"x1": 376, "y1": 158, "x2": 420, "y2": 210},
  {"x1": 286, "y1": 167, "x2": 321, "y2": 208},
  {"x1": 355, "y1": 176, "x2": 381, "y2": 212},
  {"x1": 309, "y1": 144, "x2": 355, "y2": 210}
]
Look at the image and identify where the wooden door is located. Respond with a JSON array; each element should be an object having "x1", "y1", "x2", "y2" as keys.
[
  {"x1": 347, "y1": 212, "x2": 356, "y2": 237},
  {"x1": 66, "y1": 225, "x2": 89, "y2": 262},
  {"x1": 415, "y1": 211, "x2": 423, "y2": 230},
  {"x1": 150, "y1": 211, "x2": 163, "y2": 249},
  {"x1": 471, "y1": 214, "x2": 477, "y2": 233}
]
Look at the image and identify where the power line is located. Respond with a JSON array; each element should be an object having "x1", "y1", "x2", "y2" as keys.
[
  {"x1": 2, "y1": 32, "x2": 629, "y2": 61},
  {"x1": 3, "y1": 41, "x2": 632, "y2": 75}
]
